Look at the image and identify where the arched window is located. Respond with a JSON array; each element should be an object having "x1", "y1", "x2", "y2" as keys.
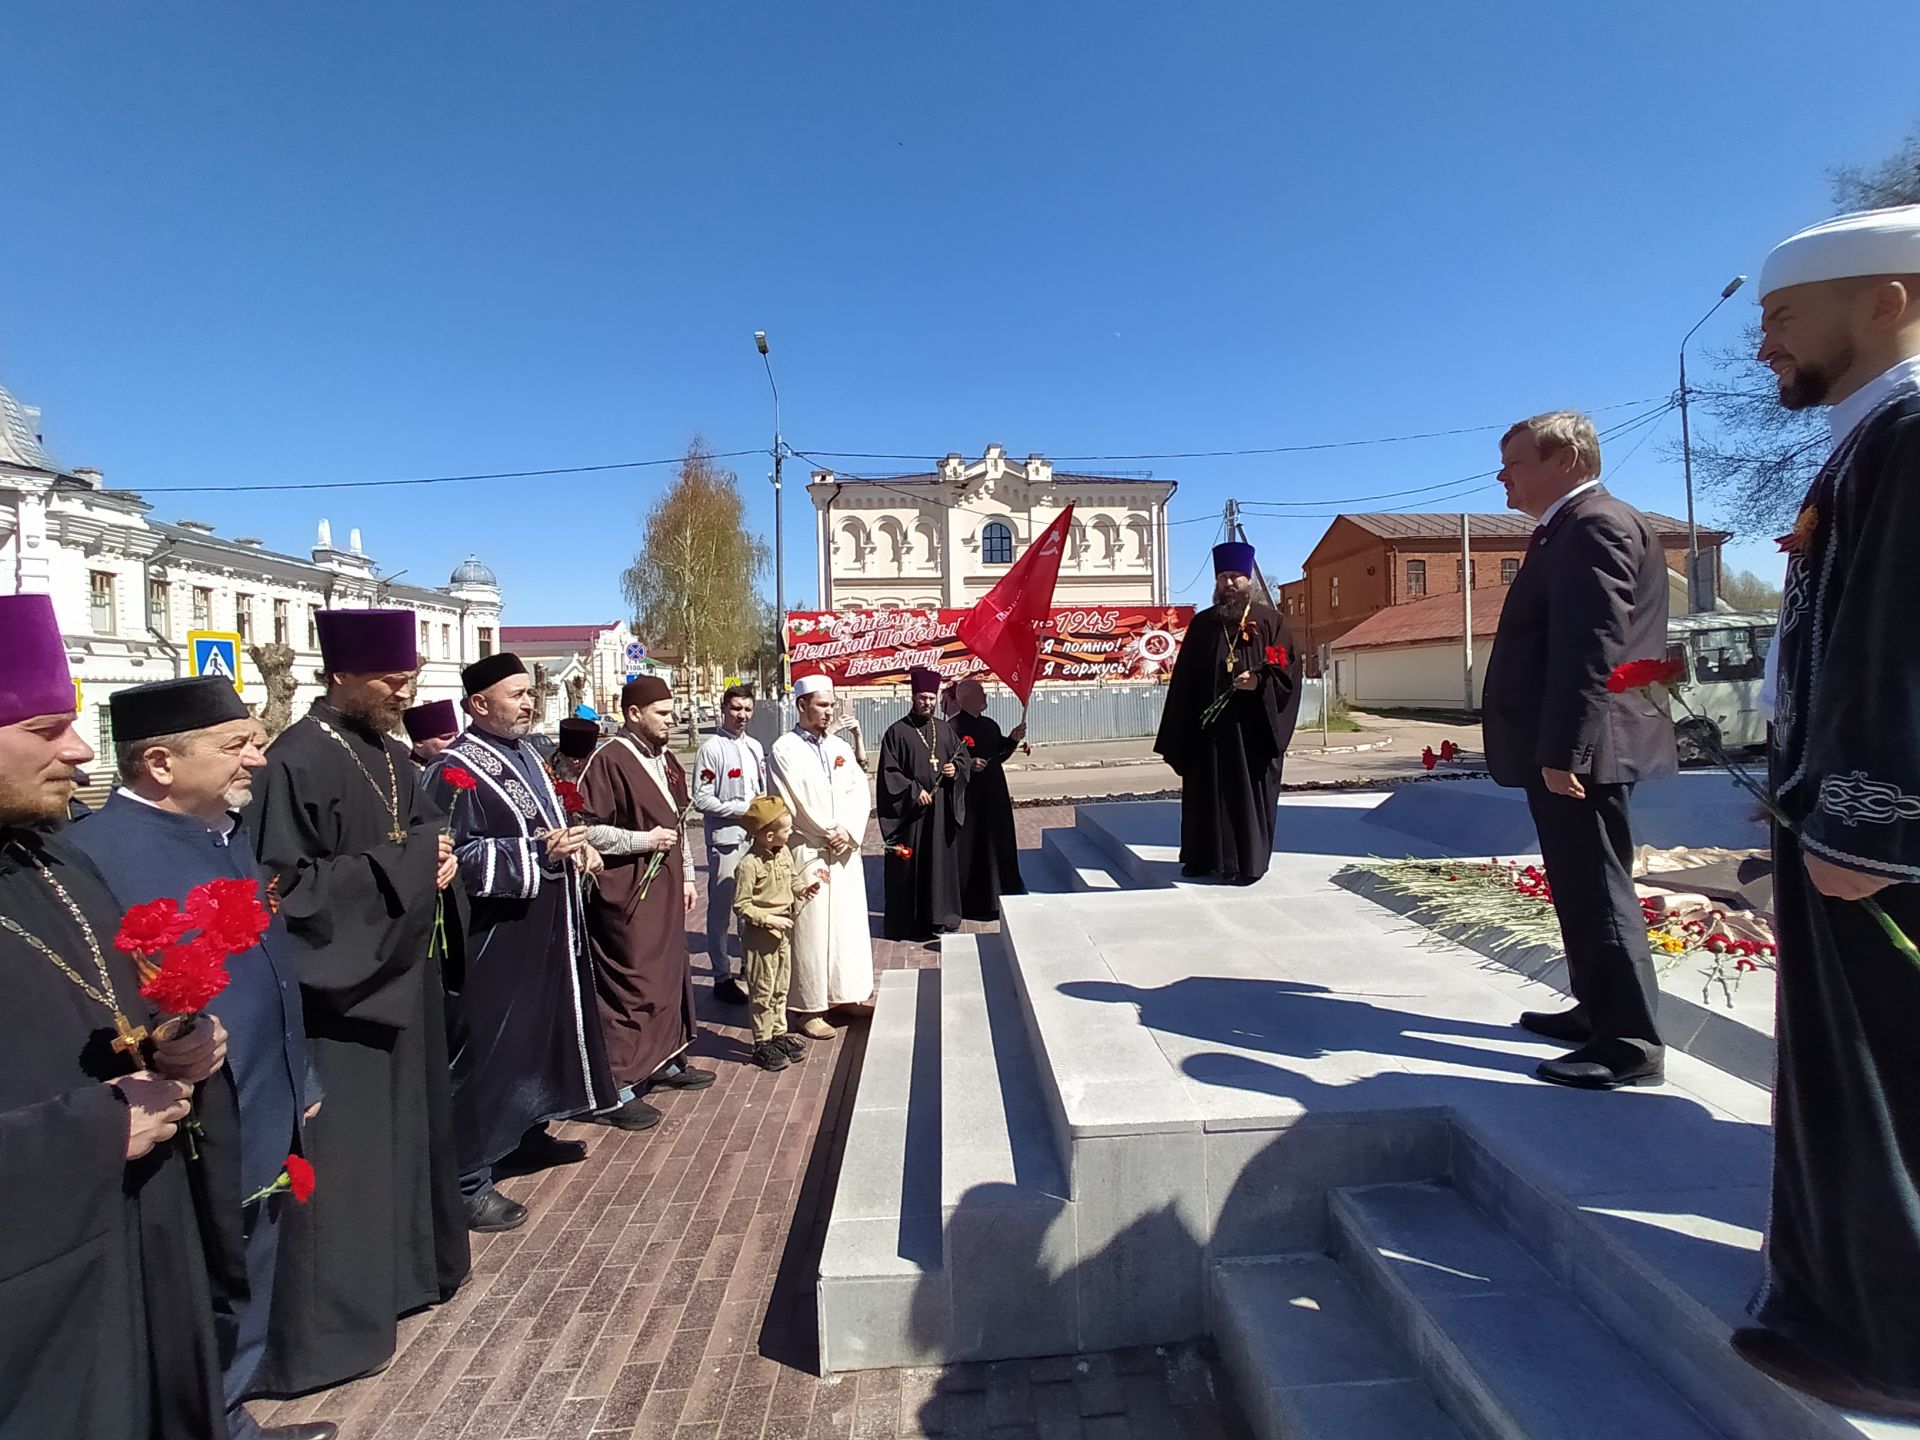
[{"x1": 982, "y1": 521, "x2": 1014, "y2": 566}]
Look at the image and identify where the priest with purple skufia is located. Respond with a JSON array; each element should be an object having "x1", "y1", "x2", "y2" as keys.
[
  {"x1": 402, "y1": 698, "x2": 460, "y2": 766},
  {"x1": 243, "y1": 609, "x2": 470, "y2": 1396},
  {"x1": 1154, "y1": 541, "x2": 1300, "y2": 885},
  {"x1": 876, "y1": 665, "x2": 970, "y2": 940},
  {"x1": 0, "y1": 594, "x2": 229, "y2": 1440}
]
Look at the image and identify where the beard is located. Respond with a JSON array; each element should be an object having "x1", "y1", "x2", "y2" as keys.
[
  {"x1": 337, "y1": 690, "x2": 408, "y2": 734},
  {"x1": 1778, "y1": 344, "x2": 1854, "y2": 411},
  {"x1": 0, "y1": 772, "x2": 78, "y2": 828}
]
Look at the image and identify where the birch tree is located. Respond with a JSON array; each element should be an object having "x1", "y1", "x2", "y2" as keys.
[{"x1": 621, "y1": 440, "x2": 769, "y2": 713}]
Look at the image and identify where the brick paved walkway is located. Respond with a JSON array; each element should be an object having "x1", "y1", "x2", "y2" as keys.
[{"x1": 255, "y1": 805, "x2": 1253, "y2": 1440}]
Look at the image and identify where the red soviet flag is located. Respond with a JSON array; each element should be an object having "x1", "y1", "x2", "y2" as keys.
[{"x1": 956, "y1": 505, "x2": 1074, "y2": 704}]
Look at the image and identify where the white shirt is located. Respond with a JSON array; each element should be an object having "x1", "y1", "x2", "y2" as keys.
[
  {"x1": 115, "y1": 785, "x2": 236, "y2": 843},
  {"x1": 1536, "y1": 478, "x2": 1604, "y2": 528},
  {"x1": 1827, "y1": 355, "x2": 1920, "y2": 448}
]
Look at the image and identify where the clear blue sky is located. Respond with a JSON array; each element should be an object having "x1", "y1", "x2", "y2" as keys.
[{"x1": 5, "y1": 1, "x2": 1916, "y2": 621}]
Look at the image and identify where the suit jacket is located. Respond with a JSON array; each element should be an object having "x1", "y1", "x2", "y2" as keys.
[
  {"x1": 66, "y1": 794, "x2": 314, "y2": 1197},
  {"x1": 1481, "y1": 485, "x2": 1679, "y2": 788}
]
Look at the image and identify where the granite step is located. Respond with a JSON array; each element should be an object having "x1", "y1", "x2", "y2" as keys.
[
  {"x1": 815, "y1": 966, "x2": 946, "y2": 1371},
  {"x1": 1213, "y1": 1255, "x2": 1468, "y2": 1440},
  {"x1": 938, "y1": 931, "x2": 1074, "y2": 1361},
  {"x1": 1331, "y1": 1180, "x2": 1728, "y2": 1440},
  {"x1": 1040, "y1": 825, "x2": 1128, "y2": 892}
]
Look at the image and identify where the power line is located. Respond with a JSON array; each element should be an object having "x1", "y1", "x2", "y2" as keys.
[
  {"x1": 134, "y1": 449, "x2": 771, "y2": 495},
  {"x1": 794, "y1": 395, "x2": 1669, "y2": 466}
]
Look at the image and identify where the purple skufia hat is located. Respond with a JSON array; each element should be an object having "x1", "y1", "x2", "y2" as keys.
[
  {"x1": 908, "y1": 665, "x2": 943, "y2": 695},
  {"x1": 0, "y1": 594, "x2": 76, "y2": 726},
  {"x1": 402, "y1": 698, "x2": 459, "y2": 743},
  {"x1": 316, "y1": 608, "x2": 418, "y2": 675}
]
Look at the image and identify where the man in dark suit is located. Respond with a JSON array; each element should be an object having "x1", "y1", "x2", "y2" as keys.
[
  {"x1": 1481, "y1": 410, "x2": 1677, "y2": 1089},
  {"x1": 67, "y1": 677, "x2": 330, "y2": 1440}
]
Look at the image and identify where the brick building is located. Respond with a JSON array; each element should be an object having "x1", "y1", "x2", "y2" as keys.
[{"x1": 1275, "y1": 510, "x2": 1728, "y2": 672}]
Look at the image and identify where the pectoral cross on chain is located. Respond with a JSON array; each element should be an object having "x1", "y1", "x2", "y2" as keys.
[{"x1": 111, "y1": 1011, "x2": 150, "y2": 1063}]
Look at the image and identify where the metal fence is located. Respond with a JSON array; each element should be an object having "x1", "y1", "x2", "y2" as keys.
[{"x1": 835, "y1": 677, "x2": 1323, "y2": 748}]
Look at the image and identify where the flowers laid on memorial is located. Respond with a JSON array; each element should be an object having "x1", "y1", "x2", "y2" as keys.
[
  {"x1": 1608, "y1": 658, "x2": 1918, "y2": 966},
  {"x1": 1355, "y1": 855, "x2": 1779, "y2": 1007},
  {"x1": 245, "y1": 1153, "x2": 317, "y2": 1207}
]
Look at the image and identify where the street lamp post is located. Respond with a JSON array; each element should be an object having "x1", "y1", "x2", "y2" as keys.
[
  {"x1": 1679, "y1": 274, "x2": 1747, "y2": 613},
  {"x1": 755, "y1": 331, "x2": 787, "y2": 726}
]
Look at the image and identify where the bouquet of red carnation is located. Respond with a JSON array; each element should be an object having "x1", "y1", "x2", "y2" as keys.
[
  {"x1": 553, "y1": 779, "x2": 587, "y2": 822},
  {"x1": 1609, "y1": 658, "x2": 1918, "y2": 966},
  {"x1": 244, "y1": 1153, "x2": 316, "y2": 1207},
  {"x1": 115, "y1": 878, "x2": 269, "y2": 1032}
]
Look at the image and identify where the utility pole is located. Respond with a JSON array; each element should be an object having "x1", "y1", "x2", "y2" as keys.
[
  {"x1": 1679, "y1": 276, "x2": 1747, "y2": 613},
  {"x1": 1461, "y1": 513, "x2": 1475, "y2": 712},
  {"x1": 755, "y1": 332, "x2": 788, "y2": 728}
]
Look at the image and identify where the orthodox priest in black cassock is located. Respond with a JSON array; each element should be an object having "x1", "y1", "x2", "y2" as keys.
[
  {"x1": 1734, "y1": 212, "x2": 1920, "y2": 1420},
  {"x1": 243, "y1": 609, "x2": 470, "y2": 1395},
  {"x1": 878, "y1": 666, "x2": 971, "y2": 940},
  {"x1": 426, "y1": 655, "x2": 617, "y2": 1230},
  {"x1": 950, "y1": 678, "x2": 1027, "y2": 922},
  {"x1": 0, "y1": 592, "x2": 227, "y2": 1440},
  {"x1": 1154, "y1": 541, "x2": 1300, "y2": 885}
]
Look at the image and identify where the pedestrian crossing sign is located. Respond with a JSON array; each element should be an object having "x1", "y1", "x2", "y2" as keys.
[{"x1": 188, "y1": 630, "x2": 245, "y2": 693}]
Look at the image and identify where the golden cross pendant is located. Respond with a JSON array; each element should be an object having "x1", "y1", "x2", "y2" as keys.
[
  {"x1": 391, "y1": 825, "x2": 408, "y2": 844},
  {"x1": 111, "y1": 1011, "x2": 150, "y2": 1062}
]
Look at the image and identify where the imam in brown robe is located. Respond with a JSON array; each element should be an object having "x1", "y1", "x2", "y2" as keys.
[{"x1": 577, "y1": 732, "x2": 698, "y2": 1088}]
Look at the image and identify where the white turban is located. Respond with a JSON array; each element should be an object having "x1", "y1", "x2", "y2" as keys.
[
  {"x1": 1759, "y1": 205, "x2": 1920, "y2": 302},
  {"x1": 792, "y1": 673, "x2": 834, "y2": 698}
]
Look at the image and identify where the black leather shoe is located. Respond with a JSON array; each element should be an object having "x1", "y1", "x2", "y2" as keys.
[
  {"x1": 1535, "y1": 1038, "x2": 1664, "y2": 1090},
  {"x1": 261, "y1": 1424, "x2": 341, "y2": 1440},
  {"x1": 1518, "y1": 1006, "x2": 1593, "y2": 1044},
  {"x1": 713, "y1": 978, "x2": 750, "y2": 1005},
  {"x1": 751, "y1": 1040, "x2": 790, "y2": 1072},
  {"x1": 1732, "y1": 1327, "x2": 1920, "y2": 1418},
  {"x1": 651, "y1": 1062, "x2": 716, "y2": 1091},
  {"x1": 465, "y1": 1186, "x2": 528, "y2": 1233},
  {"x1": 504, "y1": 1128, "x2": 588, "y2": 1171},
  {"x1": 598, "y1": 1096, "x2": 662, "y2": 1131}
]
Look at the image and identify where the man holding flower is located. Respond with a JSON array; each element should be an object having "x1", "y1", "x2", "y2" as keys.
[
  {"x1": 0, "y1": 594, "x2": 231, "y2": 1440},
  {"x1": 1481, "y1": 410, "x2": 1676, "y2": 1091},
  {"x1": 1728, "y1": 205, "x2": 1920, "y2": 1417},
  {"x1": 576, "y1": 674, "x2": 709, "y2": 1132},
  {"x1": 426, "y1": 654, "x2": 617, "y2": 1234},
  {"x1": 1154, "y1": 541, "x2": 1301, "y2": 885},
  {"x1": 66, "y1": 675, "x2": 325, "y2": 1440}
]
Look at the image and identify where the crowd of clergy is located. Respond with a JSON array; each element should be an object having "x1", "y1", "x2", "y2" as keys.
[
  {"x1": 0, "y1": 582, "x2": 1032, "y2": 1438},
  {"x1": 3, "y1": 202, "x2": 1919, "y2": 1437}
]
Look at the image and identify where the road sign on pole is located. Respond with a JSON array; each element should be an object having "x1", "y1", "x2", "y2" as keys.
[{"x1": 188, "y1": 630, "x2": 245, "y2": 693}]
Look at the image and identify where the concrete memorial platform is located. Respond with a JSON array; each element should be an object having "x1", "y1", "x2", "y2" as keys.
[{"x1": 818, "y1": 787, "x2": 1916, "y2": 1439}]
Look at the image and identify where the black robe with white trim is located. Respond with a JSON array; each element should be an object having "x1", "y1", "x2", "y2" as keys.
[{"x1": 1754, "y1": 386, "x2": 1920, "y2": 1397}]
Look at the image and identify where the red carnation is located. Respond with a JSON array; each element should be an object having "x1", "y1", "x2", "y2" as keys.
[
  {"x1": 444, "y1": 767, "x2": 479, "y2": 792},
  {"x1": 1421, "y1": 746, "x2": 1437, "y2": 771},
  {"x1": 963, "y1": 735, "x2": 976, "y2": 749},
  {"x1": 140, "y1": 932, "x2": 231, "y2": 1015},
  {"x1": 1734, "y1": 956, "x2": 1760, "y2": 973},
  {"x1": 701, "y1": 769, "x2": 716, "y2": 782},
  {"x1": 285, "y1": 1154, "x2": 317, "y2": 1203},
  {"x1": 186, "y1": 877, "x2": 270, "y2": 954},
  {"x1": 245, "y1": 1153, "x2": 317, "y2": 1206},
  {"x1": 728, "y1": 768, "x2": 743, "y2": 778},
  {"x1": 834, "y1": 756, "x2": 846, "y2": 769},
  {"x1": 1606, "y1": 658, "x2": 1685, "y2": 694},
  {"x1": 1265, "y1": 645, "x2": 1288, "y2": 668},
  {"x1": 888, "y1": 844, "x2": 914, "y2": 860},
  {"x1": 115, "y1": 898, "x2": 191, "y2": 959},
  {"x1": 554, "y1": 780, "x2": 586, "y2": 815}
]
